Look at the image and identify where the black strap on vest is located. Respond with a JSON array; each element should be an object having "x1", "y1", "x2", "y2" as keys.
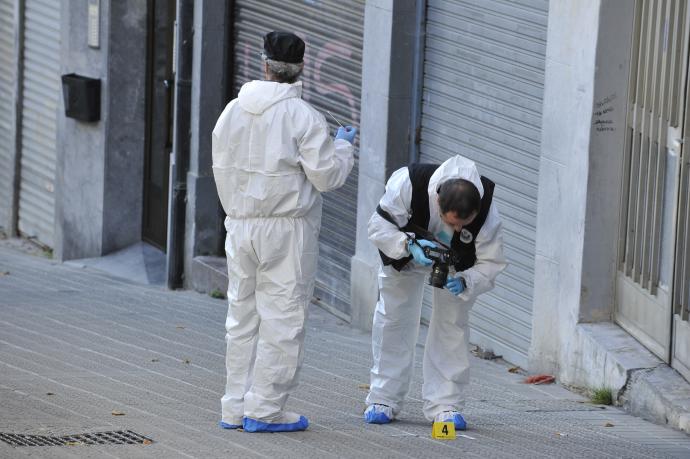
[
  {"x1": 376, "y1": 164, "x2": 438, "y2": 271},
  {"x1": 376, "y1": 206, "x2": 414, "y2": 271},
  {"x1": 406, "y1": 163, "x2": 438, "y2": 232},
  {"x1": 376, "y1": 163, "x2": 495, "y2": 272}
]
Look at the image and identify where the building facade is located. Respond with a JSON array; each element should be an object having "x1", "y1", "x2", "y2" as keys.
[
  {"x1": 529, "y1": 0, "x2": 690, "y2": 404},
  {"x1": 1, "y1": 0, "x2": 689, "y2": 427}
]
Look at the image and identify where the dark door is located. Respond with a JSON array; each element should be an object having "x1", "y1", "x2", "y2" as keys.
[{"x1": 142, "y1": 0, "x2": 176, "y2": 250}]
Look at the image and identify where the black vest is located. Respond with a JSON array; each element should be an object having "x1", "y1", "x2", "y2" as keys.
[{"x1": 378, "y1": 163, "x2": 495, "y2": 272}]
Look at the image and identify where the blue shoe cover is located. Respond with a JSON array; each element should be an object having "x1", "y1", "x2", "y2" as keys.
[
  {"x1": 364, "y1": 404, "x2": 393, "y2": 424},
  {"x1": 434, "y1": 411, "x2": 467, "y2": 430},
  {"x1": 451, "y1": 413, "x2": 467, "y2": 431},
  {"x1": 242, "y1": 415, "x2": 309, "y2": 432},
  {"x1": 364, "y1": 410, "x2": 391, "y2": 424},
  {"x1": 219, "y1": 420, "x2": 242, "y2": 429}
]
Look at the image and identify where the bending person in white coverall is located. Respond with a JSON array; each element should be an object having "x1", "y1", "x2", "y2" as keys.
[
  {"x1": 364, "y1": 155, "x2": 506, "y2": 430},
  {"x1": 212, "y1": 31, "x2": 356, "y2": 433}
]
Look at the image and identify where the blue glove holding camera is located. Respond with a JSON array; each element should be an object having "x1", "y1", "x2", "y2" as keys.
[
  {"x1": 407, "y1": 239, "x2": 436, "y2": 266},
  {"x1": 445, "y1": 276, "x2": 466, "y2": 295}
]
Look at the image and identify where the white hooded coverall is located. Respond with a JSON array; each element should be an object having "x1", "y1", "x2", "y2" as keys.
[
  {"x1": 366, "y1": 155, "x2": 506, "y2": 421},
  {"x1": 212, "y1": 80, "x2": 354, "y2": 424}
]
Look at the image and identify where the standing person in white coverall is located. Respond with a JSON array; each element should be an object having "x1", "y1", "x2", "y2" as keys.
[
  {"x1": 212, "y1": 31, "x2": 357, "y2": 433},
  {"x1": 364, "y1": 155, "x2": 506, "y2": 430}
]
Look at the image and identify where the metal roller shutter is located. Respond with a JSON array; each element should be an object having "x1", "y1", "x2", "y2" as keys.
[
  {"x1": 0, "y1": 0, "x2": 15, "y2": 229},
  {"x1": 419, "y1": 0, "x2": 548, "y2": 366},
  {"x1": 17, "y1": 0, "x2": 61, "y2": 247},
  {"x1": 232, "y1": 0, "x2": 364, "y2": 319}
]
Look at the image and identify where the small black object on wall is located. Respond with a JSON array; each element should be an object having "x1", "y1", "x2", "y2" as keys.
[{"x1": 61, "y1": 73, "x2": 101, "y2": 122}]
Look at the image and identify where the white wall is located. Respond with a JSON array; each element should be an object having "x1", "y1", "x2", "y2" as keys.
[
  {"x1": 529, "y1": 0, "x2": 600, "y2": 375},
  {"x1": 529, "y1": 0, "x2": 637, "y2": 389},
  {"x1": 55, "y1": 0, "x2": 147, "y2": 260},
  {"x1": 350, "y1": 0, "x2": 420, "y2": 330}
]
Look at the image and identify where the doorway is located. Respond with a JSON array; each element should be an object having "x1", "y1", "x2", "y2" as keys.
[
  {"x1": 616, "y1": 0, "x2": 689, "y2": 367},
  {"x1": 142, "y1": 0, "x2": 176, "y2": 250}
]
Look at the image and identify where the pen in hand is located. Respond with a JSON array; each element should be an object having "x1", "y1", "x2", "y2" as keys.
[{"x1": 326, "y1": 110, "x2": 344, "y2": 128}]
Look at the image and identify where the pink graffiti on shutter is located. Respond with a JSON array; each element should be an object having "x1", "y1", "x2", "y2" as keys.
[
  {"x1": 241, "y1": 42, "x2": 251, "y2": 84},
  {"x1": 312, "y1": 41, "x2": 357, "y2": 124}
]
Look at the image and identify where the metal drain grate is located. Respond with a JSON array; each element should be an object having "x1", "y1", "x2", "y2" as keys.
[{"x1": 0, "y1": 430, "x2": 153, "y2": 447}]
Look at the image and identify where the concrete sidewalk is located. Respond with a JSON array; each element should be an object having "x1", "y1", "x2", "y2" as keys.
[{"x1": 1, "y1": 246, "x2": 690, "y2": 458}]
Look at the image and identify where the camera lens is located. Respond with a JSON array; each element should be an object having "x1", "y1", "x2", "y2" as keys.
[{"x1": 428, "y1": 262, "x2": 449, "y2": 289}]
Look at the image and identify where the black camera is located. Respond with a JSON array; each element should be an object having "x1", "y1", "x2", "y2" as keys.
[{"x1": 422, "y1": 245, "x2": 459, "y2": 289}]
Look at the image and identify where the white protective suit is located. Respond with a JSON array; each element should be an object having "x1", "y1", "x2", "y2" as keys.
[
  {"x1": 212, "y1": 80, "x2": 354, "y2": 424},
  {"x1": 366, "y1": 155, "x2": 506, "y2": 421}
]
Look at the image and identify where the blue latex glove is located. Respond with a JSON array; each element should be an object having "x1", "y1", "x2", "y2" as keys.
[
  {"x1": 335, "y1": 125, "x2": 358, "y2": 143},
  {"x1": 407, "y1": 239, "x2": 436, "y2": 266},
  {"x1": 445, "y1": 276, "x2": 466, "y2": 295}
]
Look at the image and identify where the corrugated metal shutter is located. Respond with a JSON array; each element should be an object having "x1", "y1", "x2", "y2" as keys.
[
  {"x1": 17, "y1": 0, "x2": 60, "y2": 247},
  {"x1": 232, "y1": 0, "x2": 364, "y2": 319},
  {"x1": 0, "y1": 0, "x2": 15, "y2": 229},
  {"x1": 419, "y1": 0, "x2": 548, "y2": 366}
]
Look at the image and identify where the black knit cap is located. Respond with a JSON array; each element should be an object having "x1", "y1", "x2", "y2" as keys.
[{"x1": 263, "y1": 31, "x2": 305, "y2": 64}]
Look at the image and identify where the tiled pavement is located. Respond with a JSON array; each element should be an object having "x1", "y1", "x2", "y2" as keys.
[{"x1": 1, "y1": 245, "x2": 690, "y2": 458}]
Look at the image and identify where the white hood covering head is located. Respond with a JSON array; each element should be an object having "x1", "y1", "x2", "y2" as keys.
[
  {"x1": 428, "y1": 155, "x2": 484, "y2": 199},
  {"x1": 237, "y1": 80, "x2": 302, "y2": 115}
]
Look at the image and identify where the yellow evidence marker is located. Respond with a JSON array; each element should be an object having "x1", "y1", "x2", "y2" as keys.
[{"x1": 431, "y1": 421, "x2": 456, "y2": 440}]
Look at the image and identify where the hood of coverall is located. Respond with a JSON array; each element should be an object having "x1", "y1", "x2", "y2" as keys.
[
  {"x1": 237, "y1": 80, "x2": 302, "y2": 115},
  {"x1": 428, "y1": 155, "x2": 484, "y2": 199}
]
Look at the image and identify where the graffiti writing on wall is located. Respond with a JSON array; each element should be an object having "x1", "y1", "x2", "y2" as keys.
[
  {"x1": 308, "y1": 40, "x2": 358, "y2": 124},
  {"x1": 593, "y1": 93, "x2": 616, "y2": 133}
]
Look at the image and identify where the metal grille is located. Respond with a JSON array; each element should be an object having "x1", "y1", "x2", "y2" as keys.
[
  {"x1": 0, "y1": 0, "x2": 16, "y2": 229},
  {"x1": 0, "y1": 430, "x2": 153, "y2": 447},
  {"x1": 418, "y1": 0, "x2": 549, "y2": 367},
  {"x1": 17, "y1": 0, "x2": 61, "y2": 247},
  {"x1": 618, "y1": 0, "x2": 689, "y2": 294},
  {"x1": 674, "y1": 43, "x2": 690, "y2": 320},
  {"x1": 231, "y1": 0, "x2": 364, "y2": 319}
]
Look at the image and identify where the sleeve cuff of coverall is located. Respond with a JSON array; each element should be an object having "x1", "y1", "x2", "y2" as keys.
[{"x1": 334, "y1": 138, "x2": 352, "y2": 147}]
